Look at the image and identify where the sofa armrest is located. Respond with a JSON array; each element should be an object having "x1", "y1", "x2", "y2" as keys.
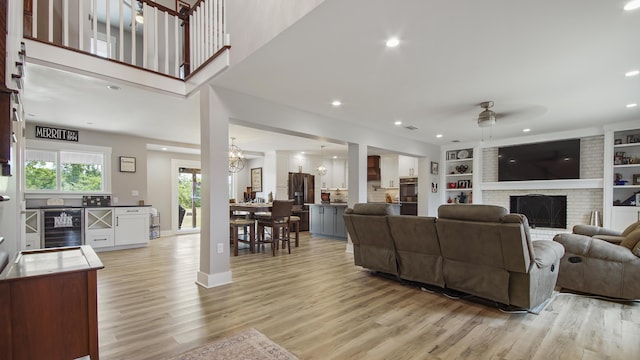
[
  {"x1": 532, "y1": 240, "x2": 564, "y2": 268},
  {"x1": 554, "y1": 233, "x2": 637, "y2": 263},
  {"x1": 592, "y1": 234, "x2": 624, "y2": 244},
  {"x1": 573, "y1": 224, "x2": 621, "y2": 237}
]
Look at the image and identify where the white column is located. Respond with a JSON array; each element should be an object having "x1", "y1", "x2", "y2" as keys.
[
  {"x1": 346, "y1": 142, "x2": 367, "y2": 253},
  {"x1": 197, "y1": 85, "x2": 232, "y2": 288}
]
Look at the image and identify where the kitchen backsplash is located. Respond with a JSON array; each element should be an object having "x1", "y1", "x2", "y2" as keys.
[{"x1": 367, "y1": 181, "x2": 399, "y2": 203}]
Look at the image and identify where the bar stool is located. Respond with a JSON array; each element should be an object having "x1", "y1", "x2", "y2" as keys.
[
  {"x1": 230, "y1": 218, "x2": 255, "y2": 256},
  {"x1": 289, "y1": 215, "x2": 300, "y2": 247},
  {"x1": 256, "y1": 200, "x2": 293, "y2": 255}
]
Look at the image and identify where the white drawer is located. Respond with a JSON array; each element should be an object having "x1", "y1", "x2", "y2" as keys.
[
  {"x1": 86, "y1": 233, "x2": 114, "y2": 248},
  {"x1": 24, "y1": 238, "x2": 41, "y2": 250},
  {"x1": 115, "y1": 207, "x2": 149, "y2": 215}
]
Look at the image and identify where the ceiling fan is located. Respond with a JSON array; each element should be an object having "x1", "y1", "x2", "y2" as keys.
[{"x1": 477, "y1": 101, "x2": 497, "y2": 127}]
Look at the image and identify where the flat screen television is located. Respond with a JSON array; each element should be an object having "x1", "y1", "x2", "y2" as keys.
[{"x1": 498, "y1": 139, "x2": 580, "y2": 181}]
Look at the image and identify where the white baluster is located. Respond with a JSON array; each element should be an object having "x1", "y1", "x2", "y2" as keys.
[
  {"x1": 174, "y1": 13, "x2": 179, "y2": 77},
  {"x1": 63, "y1": 0, "x2": 69, "y2": 46},
  {"x1": 78, "y1": 0, "x2": 83, "y2": 51},
  {"x1": 106, "y1": 0, "x2": 111, "y2": 58},
  {"x1": 164, "y1": 11, "x2": 169, "y2": 75},
  {"x1": 48, "y1": 0, "x2": 53, "y2": 42},
  {"x1": 33, "y1": 0, "x2": 38, "y2": 39},
  {"x1": 131, "y1": 0, "x2": 136, "y2": 66},
  {"x1": 119, "y1": 0, "x2": 124, "y2": 61},
  {"x1": 92, "y1": 0, "x2": 97, "y2": 55}
]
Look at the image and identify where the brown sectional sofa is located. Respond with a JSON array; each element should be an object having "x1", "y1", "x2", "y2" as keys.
[{"x1": 343, "y1": 203, "x2": 565, "y2": 310}]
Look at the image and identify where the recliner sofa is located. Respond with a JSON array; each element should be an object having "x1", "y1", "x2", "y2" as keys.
[{"x1": 343, "y1": 203, "x2": 565, "y2": 310}]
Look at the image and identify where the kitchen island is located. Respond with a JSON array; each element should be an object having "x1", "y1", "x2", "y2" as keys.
[{"x1": 309, "y1": 203, "x2": 348, "y2": 239}]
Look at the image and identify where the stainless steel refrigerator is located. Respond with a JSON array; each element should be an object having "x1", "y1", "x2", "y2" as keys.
[{"x1": 288, "y1": 172, "x2": 315, "y2": 231}]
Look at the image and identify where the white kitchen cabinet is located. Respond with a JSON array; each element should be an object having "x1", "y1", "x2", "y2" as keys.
[
  {"x1": 114, "y1": 207, "x2": 150, "y2": 246},
  {"x1": 332, "y1": 159, "x2": 347, "y2": 189},
  {"x1": 24, "y1": 209, "x2": 41, "y2": 250},
  {"x1": 399, "y1": 155, "x2": 418, "y2": 177},
  {"x1": 380, "y1": 155, "x2": 399, "y2": 188},
  {"x1": 85, "y1": 208, "x2": 115, "y2": 249}
]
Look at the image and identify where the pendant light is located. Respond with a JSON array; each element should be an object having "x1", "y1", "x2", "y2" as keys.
[
  {"x1": 228, "y1": 137, "x2": 247, "y2": 173},
  {"x1": 316, "y1": 145, "x2": 328, "y2": 176}
]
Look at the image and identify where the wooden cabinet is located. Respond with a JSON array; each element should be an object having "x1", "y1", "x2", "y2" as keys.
[
  {"x1": 367, "y1": 155, "x2": 381, "y2": 181},
  {"x1": 310, "y1": 205, "x2": 347, "y2": 239},
  {"x1": 85, "y1": 208, "x2": 115, "y2": 249},
  {"x1": 114, "y1": 207, "x2": 150, "y2": 246},
  {"x1": 0, "y1": 246, "x2": 104, "y2": 360}
]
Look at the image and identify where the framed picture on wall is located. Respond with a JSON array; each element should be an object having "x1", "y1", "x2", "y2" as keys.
[
  {"x1": 251, "y1": 167, "x2": 263, "y2": 192},
  {"x1": 430, "y1": 161, "x2": 439, "y2": 175},
  {"x1": 119, "y1": 156, "x2": 136, "y2": 173}
]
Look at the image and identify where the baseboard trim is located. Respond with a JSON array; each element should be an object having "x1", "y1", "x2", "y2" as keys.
[{"x1": 196, "y1": 270, "x2": 232, "y2": 288}]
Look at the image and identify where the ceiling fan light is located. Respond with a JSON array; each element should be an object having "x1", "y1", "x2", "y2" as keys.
[
  {"x1": 477, "y1": 109, "x2": 496, "y2": 127},
  {"x1": 135, "y1": 13, "x2": 144, "y2": 24}
]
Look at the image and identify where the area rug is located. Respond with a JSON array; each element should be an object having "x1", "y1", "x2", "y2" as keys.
[{"x1": 168, "y1": 328, "x2": 299, "y2": 360}]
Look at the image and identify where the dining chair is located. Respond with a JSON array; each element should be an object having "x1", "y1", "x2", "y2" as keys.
[
  {"x1": 256, "y1": 200, "x2": 294, "y2": 255},
  {"x1": 229, "y1": 218, "x2": 255, "y2": 256}
]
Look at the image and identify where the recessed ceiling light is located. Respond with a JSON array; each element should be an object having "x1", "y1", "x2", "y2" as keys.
[
  {"x1": 333, "y1": 155, "x2": 338, "y2": 159},
  {"x1": 107, "y1": 85, "x2": 121, "y2": 91},
  {"x1": 523, "y1": 128, "x2": 531, "y2": 132},
  {"x1": 394, "y1": 120, "x2": 402, "y2": 126},
  {"x1": 161, "y1": 147, "x2": 168, "y2": 151},
  {"x1": 626, "y1": 103, "x2": 637, "y2": 108},
  {"x1": 624, "y1": 0, "x2": 640, "y2": 11},
  {"x1": 625, "y1": 70, "x2": 640, "y2": 77},
  {"x1": 86, "y1": 122, "x2": 93, "y2": 125},
  {"x1": 331, "y1": 100, "x2": 341, "y2": 107},
  {"x1": 27, "y1": 113, "x2": 36, "y2": 117},
  {"x1": 436, "y1": 134, "x2": 443, "y2": 138},
  {"x1": 386, "y1": 38, "x2": 400, "y2": 47}
]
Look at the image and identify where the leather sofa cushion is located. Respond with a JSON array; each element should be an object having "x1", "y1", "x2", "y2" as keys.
[
  {"x1": 622, "y1": 220, "x2": 640, "y2": 237},
  {"x1": 352, "y1": 203, "x2": 395, "y2": 216},
  {"x1": 438, "y1": 204, "x2": 507, "y2": 222},
  {"x1": 620, "y1": 229, "x2": 640, "y2": 250}
]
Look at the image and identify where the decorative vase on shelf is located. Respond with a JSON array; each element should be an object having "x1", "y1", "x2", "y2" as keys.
[{"x1": 455, "y1": 164, "x2": 469, "y2": 174}]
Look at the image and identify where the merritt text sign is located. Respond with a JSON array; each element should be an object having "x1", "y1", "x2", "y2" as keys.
[{"x1": 35, "y1": 126, "x2": 79, "y2": 142}]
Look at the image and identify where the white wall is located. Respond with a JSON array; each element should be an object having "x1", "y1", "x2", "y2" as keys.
[{"x1": 226, "y1": 0, "x2": 325, "y2": 66}]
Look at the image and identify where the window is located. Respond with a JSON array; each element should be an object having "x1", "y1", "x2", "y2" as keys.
[{"x1": 26, "y1": 140, "x2": 111, "y2": 193}]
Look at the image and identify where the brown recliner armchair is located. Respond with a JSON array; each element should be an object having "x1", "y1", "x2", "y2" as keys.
[
  {"x1": 553, "y1": 221, "x2": 640, "y2": 299},
  {"x1": 572, "y1": 220, "x2": 640, "y2": 245}
]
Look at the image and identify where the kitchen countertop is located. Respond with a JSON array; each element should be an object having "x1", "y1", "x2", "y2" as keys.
[
  {"x1": 311, "y1": 203, "x2": 348, "y2": 206},
  {"x1": 27, "y1": 205, "x2": 152, "y2": 209}
]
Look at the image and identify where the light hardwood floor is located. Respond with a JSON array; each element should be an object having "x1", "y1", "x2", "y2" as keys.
[{"x1": 96, "y1": 233, "x2": 640, "y2": 360}]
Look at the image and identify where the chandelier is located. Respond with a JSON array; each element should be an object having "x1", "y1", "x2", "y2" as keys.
[
  {"x1": 229, "y1": 137, "x2": 247, "y2": 173},
  {"x1": 316, "y1": 145, "x2": 328, "y2": 176}
]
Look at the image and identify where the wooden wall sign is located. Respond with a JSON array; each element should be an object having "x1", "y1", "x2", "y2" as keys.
[{"x1": 35, "y1": 125, "x2": 79, "y2": 142}]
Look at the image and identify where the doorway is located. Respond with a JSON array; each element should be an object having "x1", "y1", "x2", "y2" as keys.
[{"x1": 178, "y1": 167, "x2": 201, "y2": 230}]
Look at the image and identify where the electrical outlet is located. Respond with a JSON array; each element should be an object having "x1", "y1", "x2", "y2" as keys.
[
  {"x1": 131, "y1": 190, "x2": 139, "y2": 196},
  {"x1": 217, "y1": 243, "x2": 223, "y2": 254}
]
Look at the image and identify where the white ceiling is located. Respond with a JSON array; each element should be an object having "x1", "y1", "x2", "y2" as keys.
[{"x1": 23, "y1": 0, "x2": 640, "y2": 156}]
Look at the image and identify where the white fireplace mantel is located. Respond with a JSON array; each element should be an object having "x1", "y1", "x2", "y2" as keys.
[{"x1": 481, "y1": 178, "x2": 603, "y2": 191}]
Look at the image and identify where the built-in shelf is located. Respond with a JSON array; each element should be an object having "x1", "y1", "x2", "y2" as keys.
[
  {"x1": 613, "y1": 185, "x2": 640, "y2": 189},
  {"x1": 446, "y1": 189, "x2": 472, "y2": 192},
  {"x1": 446, "y1": 173, "x2": 472, "y2": 177}
]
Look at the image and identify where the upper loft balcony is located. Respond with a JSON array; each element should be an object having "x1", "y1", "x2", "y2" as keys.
[{"x1": 22, "y1": 0, "x2": 230, "y2": 95}]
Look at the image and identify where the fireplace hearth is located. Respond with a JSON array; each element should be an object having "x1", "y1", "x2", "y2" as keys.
[{"x1": 510, "y1": 195, "x2": 567, "y2": 229}]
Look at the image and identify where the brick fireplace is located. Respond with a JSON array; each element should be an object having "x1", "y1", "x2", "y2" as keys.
[{"x1": 480, "y1": 136, "x2": 604, "y2": 237}]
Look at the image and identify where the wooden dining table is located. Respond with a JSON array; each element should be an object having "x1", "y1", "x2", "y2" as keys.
[
  {"x1": 229, "y1": 202, "x2": 272, "y2": 215},
  {"x1": 229, "y1": 202, "x2": 300, "y2": 249}
]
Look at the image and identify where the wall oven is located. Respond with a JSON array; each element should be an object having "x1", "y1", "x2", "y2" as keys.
[
  {"x1": 399, "y1": 177, "x2": 418, "y2": 216},
  {"x1": 42, "y1": 208, "x2": 84, "y2": 248}
]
